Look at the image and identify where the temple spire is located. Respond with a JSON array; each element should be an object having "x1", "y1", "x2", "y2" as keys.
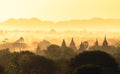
[
  {"x1": 95, "y1": 39, "x2": 99, "y2": 46},
  {"x1": 61, "y1": 39, "x2": 67, "y2": 48},
  {"x1": 70, "y1": 38, "x2": 77, "y2": 50},
  {"x1": 102, "y1": 36, "x2": 108, "y2": 47},
  {"x1": 79, "y1": 41, "x2": 83, "y2": 50}
]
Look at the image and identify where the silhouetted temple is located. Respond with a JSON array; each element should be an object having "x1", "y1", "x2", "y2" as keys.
[
  {"x1": 79, "y1": 41, "x2": 89, "y2": 51},
  {"x1": 61, "y1": 39, "x2": 67, "y2": 48},
  {"x1": 95, "y1": 39, "x2": 99, "y2": 46},
  {"x1": 70, "y1": 38, "x2": 77, "y2": 50},
  {"x1": 36, "y1": 45, "x2": 41, "y2": 54},
  {"x1": 102, "y1": 36, "x2": 108, "y2": 48},
  {"x1": 79, "y1": 42, "x2": 84, "y2": 51}
]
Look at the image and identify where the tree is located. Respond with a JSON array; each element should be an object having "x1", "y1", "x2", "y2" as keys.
[
  {"x1": 0, "y1": 51, "x2": 57, "y2": 74},
  {"x1": 61, "y1": 47, "x2": 76, "y2": 60},
  {"x1": 0, "y1": 65, "x2": 5, "y2": 74},
  {"x1": 38, "y1": 40, "x2": 51, "y2": 50},
  {"x1": 69, "y1": 50, "x2": 119, "y2": 74},
  {"x1": 12, "y1": 41, "x2": 27, "y2": 52},
  {"x1": 19, "y1": 55, "x2": 57, "y2": 74},
  {"x1": 45, "y1": 45, "x2": 62, "y2": 60}
]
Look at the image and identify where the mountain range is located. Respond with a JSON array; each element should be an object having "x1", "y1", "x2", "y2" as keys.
[{"x1": 0, "y1": 17, "x2": 120, "y2": 32}]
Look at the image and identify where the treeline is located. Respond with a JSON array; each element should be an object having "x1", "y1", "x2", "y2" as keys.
[
  {"x1": 0, "y1": 48, "x2": 119, "y2": 74},
  {"x1": 0, "y1": 49, "x2": 56, "y2": 74}
]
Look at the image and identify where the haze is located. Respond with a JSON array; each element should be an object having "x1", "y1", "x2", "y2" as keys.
[
  {"x1": 0, "y1": 0, "x2": 120, "y2": 51},
  {"x1": 0, "y1": 18, "x2": 120, "y2": 32},
  {"x1": 0, "y1": 0, "x2": 120, "y2": 22}
]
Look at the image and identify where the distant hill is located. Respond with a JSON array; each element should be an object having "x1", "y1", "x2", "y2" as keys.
[
  {"x1": 0, "y1": 17, "x2": 120, "y2": 31},
  {"x1": 55, "y1": 17, "x2": 120, "y2": 31},
  {"x1": 0, "y1": 18, "x2": 53, "y2": 30}
]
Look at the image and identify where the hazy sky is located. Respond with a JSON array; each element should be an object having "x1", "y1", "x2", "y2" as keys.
[{"x1": 0, "y1": 0, "x2": 120, "y2": 22}]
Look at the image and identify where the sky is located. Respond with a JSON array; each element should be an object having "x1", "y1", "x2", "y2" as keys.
[{"x1": 0, "y1": 0, "x2": 120, "y2": 22}]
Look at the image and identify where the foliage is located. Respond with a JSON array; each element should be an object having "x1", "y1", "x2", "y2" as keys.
[
  {"x1": 0, "y1": 50, "x2": 57, "y2": 74},
  {"x1": 69, "y1": 50, "x2": 119, "y2": 74},
  {"x1": 45, "y1": 44, "x2": 62, "y2": 60}
]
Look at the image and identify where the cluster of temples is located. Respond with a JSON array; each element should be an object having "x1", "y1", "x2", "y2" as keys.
[{"x1": 61, "y1": 36, "x2": 109, "y2": 51}]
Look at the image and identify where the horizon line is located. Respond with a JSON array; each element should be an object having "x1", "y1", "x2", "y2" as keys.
[{"x1": 1, "y1": 17, "x2": 120, "y2": 23}]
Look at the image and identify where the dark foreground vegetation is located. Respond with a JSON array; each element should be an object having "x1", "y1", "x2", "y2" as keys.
[{"x1": 0, "y1": 48, "x2": 119, "y2": 74}]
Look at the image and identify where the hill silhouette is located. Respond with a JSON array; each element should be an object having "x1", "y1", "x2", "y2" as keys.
[
  {"x1": 0, "y1": 18, "x2": 53, "y2": 30},
  {"x1": 0, "y1": 17, "x2": 120, "y2": 31}
]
